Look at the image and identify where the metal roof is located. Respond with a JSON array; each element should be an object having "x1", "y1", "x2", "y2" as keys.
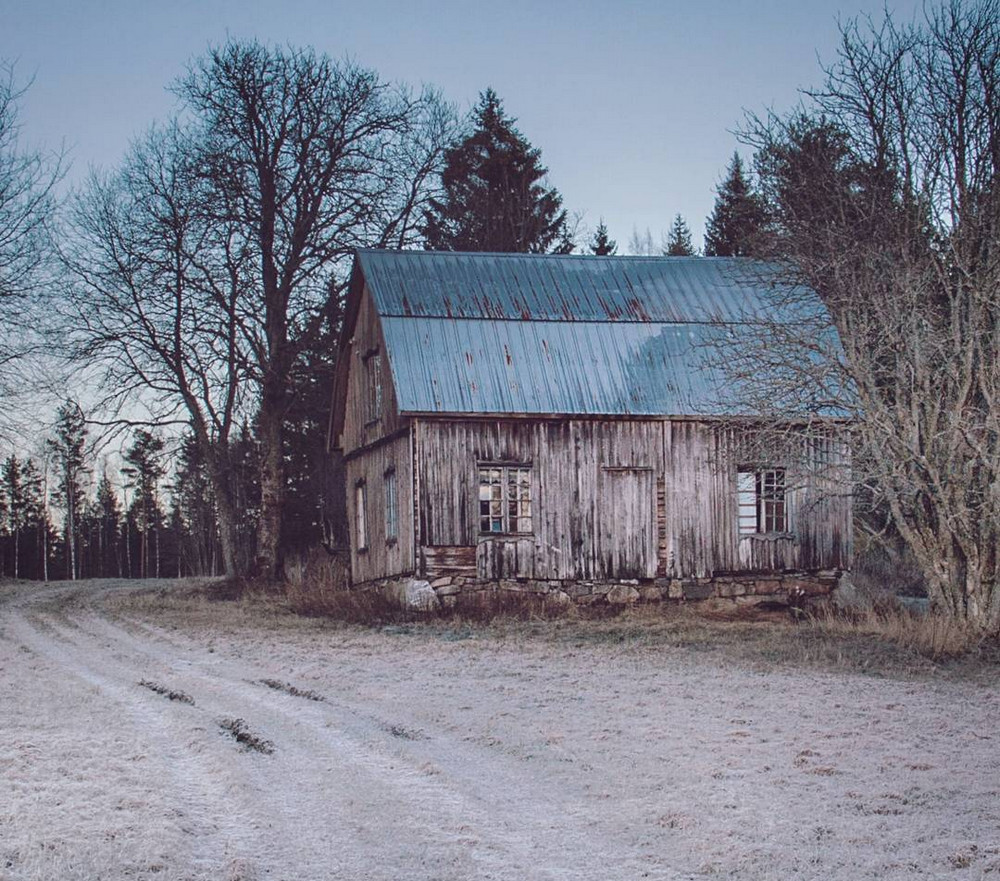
[
  {"x1": 357, "y1": 250, "x2": 784, "y2": 323},
  {"x1": 352, "y1": 250, "x2": 820, "y2": 419},
  {"x1": 382, "y1": 317, "x2": 732, "y2": 416}
]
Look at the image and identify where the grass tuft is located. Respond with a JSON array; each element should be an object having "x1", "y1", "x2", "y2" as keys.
[
  {"x1": 218, "y1": 717, "x2": 274, "y2": 755},
  {"x1": 138, "y1": 679, "x2": 195, "y2": 705},
  {"x1": 258, "y1": 678, "x2": 325, "y2": 702}
]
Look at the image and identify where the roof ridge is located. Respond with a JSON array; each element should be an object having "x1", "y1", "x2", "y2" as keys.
[{"x1": 357, "y1": 248, "x2": 756, "y2": 262}]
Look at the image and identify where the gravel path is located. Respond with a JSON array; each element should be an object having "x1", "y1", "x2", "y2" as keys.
[{"x1": 1, "y1": 578, "x2": 999, "y2": 880}]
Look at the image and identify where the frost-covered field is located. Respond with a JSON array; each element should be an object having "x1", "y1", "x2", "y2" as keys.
[{"x1": 1, "y1": 579, "x2": 999, "y2": 881}]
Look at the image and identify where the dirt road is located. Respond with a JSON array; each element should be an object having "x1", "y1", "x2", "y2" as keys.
[{"x1": 1, "y1": 579, "x2": 998, "y2": 880}]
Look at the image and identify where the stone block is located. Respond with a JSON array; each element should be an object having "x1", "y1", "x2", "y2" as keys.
[
  {"x1": 430, "y1": 577, "x2": 453, "y2": 588},
  {"x1": 607, "y1": 584, "x2": 641, "y2": 605},
  {"x1": 754, "y1": 579, "x2": 783, "y2": 595},
  {"x1": 639, "y1": 585, "x2": 665, "y2": 602},
  {"x1": 433, "y1": 581, "x2": 462, "y2": 597},
  {"x1": 386, "y1": 578, "x2": 439, "y2": 611},
  {"x1": 682, "y1": 581, "x2": 715, "y2": 600},
  {"x1": 717, "y1": 581, "x2": 747, "y2": 598}
]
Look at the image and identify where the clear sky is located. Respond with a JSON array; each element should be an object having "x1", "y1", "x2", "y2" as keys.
[{"x1": 4, "y1": 0, "x2": 923, "y2": 250}]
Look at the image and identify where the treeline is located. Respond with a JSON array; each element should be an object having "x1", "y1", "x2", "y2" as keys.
[{"x1": 0, "y1": 396, "x2": 340, "y2": 582}]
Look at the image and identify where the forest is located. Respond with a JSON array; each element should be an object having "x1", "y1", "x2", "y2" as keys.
[{"x1": 1, "y1": 0, "x2": 999, "y2": 632}]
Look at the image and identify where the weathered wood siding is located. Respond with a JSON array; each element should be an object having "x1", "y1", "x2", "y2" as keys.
[
  {"x1": 414, "y1": 418, "x2": 851, "y2": 581},
  {"x1": 340, "y1": 284, "x2": 405, "y2": 456},
  {"x1": 345, "y1": 433, "x2": 414, "y2": 584}
]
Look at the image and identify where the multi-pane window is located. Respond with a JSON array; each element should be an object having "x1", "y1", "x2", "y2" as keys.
[
  {"x1": 365, "y1": 352, "x2": 382, "y2": 423},
  {"x1": 384, "y1": 468, "x2": 398, "y2": 541},
  {"x1": 478, "y1": 465, "x2": 532, "y2": 534},
  {"x1": 737, "y1": 468, "x2": 787, "y2": 535},
  {"x1": 355, "y1": 481, "x2": 368, "y2": 550}
]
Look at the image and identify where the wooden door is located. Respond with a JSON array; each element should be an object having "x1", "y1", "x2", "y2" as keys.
[{"x1": 599, "y1": 467, "x2": 656, "y2": 579}]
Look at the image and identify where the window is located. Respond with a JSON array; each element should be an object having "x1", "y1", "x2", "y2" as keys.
[
  {"x1": 355, "y1": 481, "x2": 368, "y2": 550},
  {"x1": 384, "y1": 468, "x2": 398, "y2": 541},
  {"x1": 365, "y1": 352, "x2": 382, "y2": 423},
  {"x1": 737, "y1": 468, "x2": 787, "y2": 535},
  {"x1": 478, "y1": 465, "x2": 532, "y2": 534}
]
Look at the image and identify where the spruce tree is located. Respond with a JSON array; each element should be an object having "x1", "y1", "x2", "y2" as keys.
[
  {"x1": 95, "y1": 471, "x2": 123, "y2": 578},
  {"x1": 3, "y1": 455, "x2": 25, "y2": 578},
  {"x1": 590, "y1": 220, "x2": 617, "y2": 256},
  {"x1": 122, "y1": 430, "x2": 166, "y2": 579},
  {"x1": 422, "y1": 89, "x2": 569, "y2": 253},
  {"x1": 47, "y1": 401, "x2": 89, "y2": 580},
  {"x1": 704, "y1": 152, "x2": 769, "y2": 257},
  {"x1": 24, "y1": 460, "x2": 50, "y2": 580},
  {"x1": 664, "y1": 214, "x2": 696, "y2": 256}
]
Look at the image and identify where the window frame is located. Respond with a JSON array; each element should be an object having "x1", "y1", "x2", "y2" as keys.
[
  {"x1": 383, "y1": 467, "x2": 398, "y2": 544},
  {"x1": 363, "y1": 349, "x2": 383, "y2": 425},
  {"x1": 355, "y1": 480, "x2": 368, "y2": 552},
  {"x1": 737, "y1": 467, "x2": 788, "y2": 536},
  {"x1": 477, "y1": 463, "x2": 533, "y2": 536}
]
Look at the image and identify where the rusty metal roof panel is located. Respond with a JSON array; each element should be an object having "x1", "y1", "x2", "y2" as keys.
[
  {"x1": 357, "y1": 250, "x2": 781, "y2": 323},
  {"x1": 381, "y1": 317, "x2": 735, "y2": 416}
]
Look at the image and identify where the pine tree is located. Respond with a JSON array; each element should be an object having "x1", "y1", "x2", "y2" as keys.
[
  {"x1": 422, "y1": 89, "x2": 569, "y2": 253},
  {"x1": 664, "y1": 214, "x2": 696, "y2": 256},
  {"x1": 3, "y1": 455, "x2": 26, "y2": 578},
  {"x1": 172, "y1": 433, "x2": 223, "y2": 576},
  {"x1": 590, "y1": 220, "x2": 617, "y2": 256},
  {"x1": 122, "y1": 430, "x2": 166, "y2": 579},
  {"x1": 94, "y1": 471, "x2": 122, "y2": 578},
  {"x1": 19, "y1": 460, "x2": 51, "y2": 581},
  {"x1": 47, "y1": 401, "x2": 89, "y2": 580},
  {"x1": 704, "y1": 152, "x2": 769, "y2": 257}
]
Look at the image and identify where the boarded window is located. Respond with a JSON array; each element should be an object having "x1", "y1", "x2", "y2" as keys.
[
  {"x1": 355, "y1": 481, "x2": 368, "y2": 550},
  {"x1": 384, "y1": 469, "x2": 398, "y2": 540},
  {"x1": 478, "y1": 465, "x2": 532, "y2": 534},
  {"x1": 738, "y1": 468, "x2": 787, "y2": 534},
  {"x1": 365, "y1": 352, "x2": 382, "y2": 423}
]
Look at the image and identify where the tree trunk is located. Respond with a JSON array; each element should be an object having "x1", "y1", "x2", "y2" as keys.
[
  {"x1": 255, "y1": 399, "x2": 284, "y2": 582},
  {"x1": 204, "y1": 448, "x2": 244, "y2": 580}
]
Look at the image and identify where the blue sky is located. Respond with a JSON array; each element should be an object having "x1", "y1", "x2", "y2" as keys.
[{"x1": 4, "y1": 0, "x2": 922, "y2": 249}]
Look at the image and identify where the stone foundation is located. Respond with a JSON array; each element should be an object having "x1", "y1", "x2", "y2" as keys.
[{"x1": 362, "y1": 571, "x2": 843, "y2": 610}]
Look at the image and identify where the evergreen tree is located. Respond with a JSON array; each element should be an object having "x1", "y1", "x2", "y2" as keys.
[
  {"x1": 94, "y1": 470, "x2": 123, "y2": 578},
  {"x1": 284, "y1": 291, "x2": 345, "y2": 556},
  {"x1": 422, "y1": 89, "x2": 569, "y2": 253},
  {"x1": 704, "y1": 152, "x2": 769, "y2": 257},
  {"x1": 172, "y1": 433, "x2": 223, "y2": 576},
  {"x1": 3, "y1": 455, "x2": 27, "y2": 578},
  {"x1": 20, "y1": 460, "x2": 51, "y2": 581},
  {"x1": 664, "y1": 214, "x2": 696, "y2": 256},
  {"x1": 590, "y1": 220, "x2": 618, "y2": 256},
  {"x1": 122, "y1": 430, "x2": 166, "y2": 579},
  {"x1": 47, "y1": 401, "x2": 89, "y2": 580}
]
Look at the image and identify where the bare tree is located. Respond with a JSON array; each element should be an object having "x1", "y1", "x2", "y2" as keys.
[
  {"x1": 0, "y1": 62, "x2": 63, "y2": 432},
  {"x1": 65, "y1": 41, "x2": 455, "y2": 579},
  {"x1": 733, "y1": 0, "x2": 1000, "y2": 631},
  {"x1": 64, "y1": 123, "x2": 255, "y2": 577}
]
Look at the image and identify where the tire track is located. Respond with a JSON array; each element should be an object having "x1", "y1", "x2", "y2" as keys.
[{"x1": 5, "y1": 581, "x2": 628, "y2": 880}]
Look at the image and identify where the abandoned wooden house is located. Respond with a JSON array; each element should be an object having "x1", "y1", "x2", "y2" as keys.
[{"x1": 329, "y1": 250, "x2": 851, "y2": 605}]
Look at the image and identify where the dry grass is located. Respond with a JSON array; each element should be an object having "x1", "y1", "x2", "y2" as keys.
[
  {"x1": 217, "y1": 717, "x2": 275, "y2": 755},
  {"x1": 102, "y1": 572, "x2": 999, "y2": 681}
]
